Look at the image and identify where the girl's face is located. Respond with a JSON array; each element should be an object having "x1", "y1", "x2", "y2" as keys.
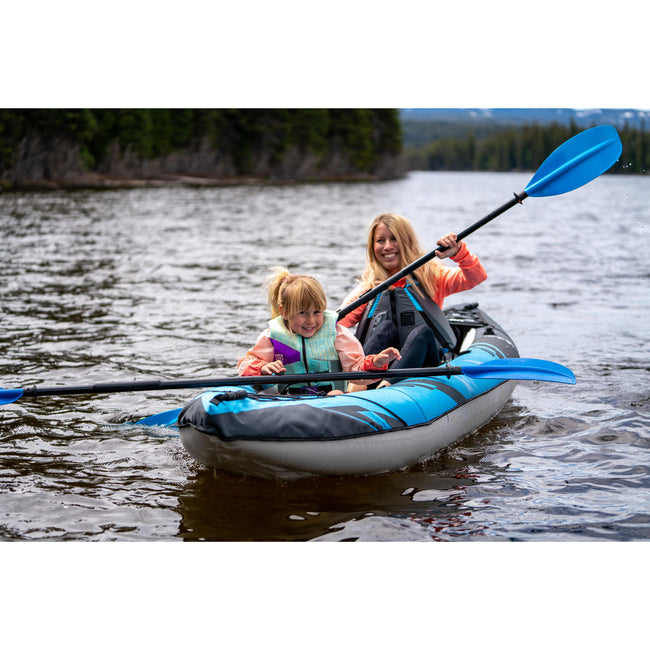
[
  {"x1": 281, "y1": 303, "x2": 324, "y2": 338},
  {"x1": 373, "y1": 222, "x2": 402, "y2": 272}
]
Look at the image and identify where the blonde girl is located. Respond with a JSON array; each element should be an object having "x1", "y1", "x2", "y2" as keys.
[{"x1": 238, "y1": 267, "x2": 400, "y2": 394}]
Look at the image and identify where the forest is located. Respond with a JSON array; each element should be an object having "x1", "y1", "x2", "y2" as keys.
[
  {"x1": 0, "y1": 109, "x2": 405, "y2": 188},
  {"x1": 0, "y1": 110, "x2": 646, "y2": 189},
  {"x1": 403, "y1": 119, "x2": 649, "y2": 174}
]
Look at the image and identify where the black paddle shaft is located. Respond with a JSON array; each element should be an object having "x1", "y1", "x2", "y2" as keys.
[
  {"x1": 337, "y1": 191, "x2": 528, "y2": 321},
  {"x1": 15, "y1": 367, "x2": 470, "y2": 399}
]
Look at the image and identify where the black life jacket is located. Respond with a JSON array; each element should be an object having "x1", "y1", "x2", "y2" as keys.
[{"x1": 354, "y1": 282, "x2": 457, "y2": 350}]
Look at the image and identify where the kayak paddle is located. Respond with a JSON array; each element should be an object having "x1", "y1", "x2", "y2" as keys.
[
  {"x1": 0, "y1": 357, "x2": 575, "y2": 407},
  {"x1": 338, "y1": 125, "x2": 622, "y2": 320},
  {"x1": 133, "y1": 357, "x2": 576, "y2": 427}
]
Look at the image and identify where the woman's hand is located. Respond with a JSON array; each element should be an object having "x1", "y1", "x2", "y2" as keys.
[
  {"x1": 373, "y1": 347, "x2": 401, "y2": 368},
  {"x1": 261, "y1": 360, "x2": 286, "y2": 375},
  {"x1": 435, "y1": 232, "x2": 461, "y2": 259}
]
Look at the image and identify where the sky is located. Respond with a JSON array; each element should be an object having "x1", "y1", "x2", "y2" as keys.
[{"x1": 4, "y1": 1, "x2": 647, "y2": 110}]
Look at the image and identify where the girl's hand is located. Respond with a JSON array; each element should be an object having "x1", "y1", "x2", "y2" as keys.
[
  {"x1": 435, "y1": 232, "x2": 461, "y2": 259},
  {"x1": 374, "y1": 347, "x2": 401, "y2": 367},
  {"x1": 261, "y1": 360, "x2": 286, "y2": 375}
]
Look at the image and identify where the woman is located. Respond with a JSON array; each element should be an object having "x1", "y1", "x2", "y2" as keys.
[{"x1": 339, "y1": 213, "x2": 487, "y2": 386}]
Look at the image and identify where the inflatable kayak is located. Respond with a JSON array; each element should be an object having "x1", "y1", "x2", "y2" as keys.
[{"x1": 176, "y1": 303, "x2": 520, "y2": 479}]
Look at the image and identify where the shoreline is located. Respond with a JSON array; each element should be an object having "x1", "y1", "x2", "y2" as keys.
[{"x1": 0, "y1": 171, "x2": 403, "y2": 192}]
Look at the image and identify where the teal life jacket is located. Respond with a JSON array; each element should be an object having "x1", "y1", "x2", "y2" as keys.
[
  {"x1": 268, "y1": 310, "x2": 345, "y2": 393},
  {"x1": 354, "y1": 282, "x2": 457, "y2": 351}
]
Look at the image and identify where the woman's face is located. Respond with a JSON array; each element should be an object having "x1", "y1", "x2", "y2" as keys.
[{"x1": 373, "y1": 222, "x2": 402, "y2": 273}]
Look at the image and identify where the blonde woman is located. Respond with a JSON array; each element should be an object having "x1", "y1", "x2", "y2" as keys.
[{"x1": 339, "y1": 213, "x2": 487, "y2": 385}]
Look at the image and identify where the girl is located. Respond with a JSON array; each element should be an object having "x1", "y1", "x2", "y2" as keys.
[
  {"x1": 238, "y1": 267, "x2": 401, "y2": 395},
  {"x1": 339, "y1": 213, "x2": 487, "y2": 387}
]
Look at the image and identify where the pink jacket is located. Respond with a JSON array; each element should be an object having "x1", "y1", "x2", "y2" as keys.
[
  {"x1": 338, "y1": 241, "x2": 487, "y2": 328},
  {"x1": 237, "y1": 322, "x2": 388, "y2": 384}
]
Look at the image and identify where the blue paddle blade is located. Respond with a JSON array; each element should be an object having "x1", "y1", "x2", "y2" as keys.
[
  {"x1": 461, "y1": 358, "x2": 576, "y2": 384},
  {"x1": 0, "y1": 389, "x2": 24, "y2": 405},
  {"x1": 136, "y1": 408, "x2": 182, "y2": 427},
  {"x1": 525, "y1": 125, "x2": 622, "y2": 198}
]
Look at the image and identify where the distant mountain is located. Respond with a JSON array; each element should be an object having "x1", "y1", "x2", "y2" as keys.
[{"x1": 400, "y1": 108, "x2": 649, "y2": 130}]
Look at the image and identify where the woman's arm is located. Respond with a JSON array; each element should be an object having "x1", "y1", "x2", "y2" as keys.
[
  {"x1": 431, "y1": 240, "x2": 487, "y2": 305},
  {"x1": 337, "y1": 285, "x2": 367, "y2": 328}
]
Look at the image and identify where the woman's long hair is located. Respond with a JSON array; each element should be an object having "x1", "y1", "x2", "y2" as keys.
[
  {"x1": 360, "y1": 213, "x2": 442, "y2": 295},
  {"x1": 265, "y1": 266, "x2": 327, "y2": 319}
]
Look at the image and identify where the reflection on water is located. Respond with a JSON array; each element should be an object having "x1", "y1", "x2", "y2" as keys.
[{"x1": 1, "y1": 172, "x2": 649, "y2": 541}]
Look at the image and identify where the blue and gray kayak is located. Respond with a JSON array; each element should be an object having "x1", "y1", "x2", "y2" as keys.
[{"x1": 176, "y1": 304, "x2": 521, "y2": 479}]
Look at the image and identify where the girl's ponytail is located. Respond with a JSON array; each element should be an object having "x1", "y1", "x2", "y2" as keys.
[{"x1": 265, "y1": 266, "x2": 292, "y2": 318}]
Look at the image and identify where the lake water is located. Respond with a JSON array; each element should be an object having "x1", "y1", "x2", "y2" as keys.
[{"x1": 1, "y1": 170, "x2": 649, "y2": 545}]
